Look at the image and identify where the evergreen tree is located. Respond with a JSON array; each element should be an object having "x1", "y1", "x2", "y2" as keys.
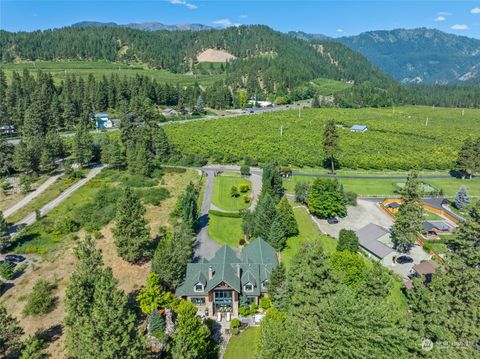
[
  {"x1": 456, "y1": 136, "x2": 478, "y2": 179},
  {"x1": 113, "y1": 187, "x2": 152, "y2": 263},
  {"x1": 39, "y1": 148, "x2": 55, "y2": 173},
  {"x1": 196, "y1": 94, "x2": 205, "y2": 114},
  {"x1": 20, "y1": 334, "x2": 48, "y2": 359},
  {"x1": 261, "y1": 161, "x2": 284, "y2": 202},
  {"x1": 72, "y1": 121, "x2": 93, "y2": 167},
  {"x1": 307, "y1": 178, "x2": 347, "y2": 218},
  {"x1": 0, "y1": 211, "x2": 12, "y2": 253},
  {"x1": 357, "y1": 262, "x2": 392, "y2": 299},
  {"x1": 148, "y1": 309, "x2": 166, "y2": 339},
  {"x1": 100, "y1": 136, "x2": 125, "y2": 167},
  {"x1": 175, "y1": 182, "x2": 198, "y2": 230},
  {"x1": 337, "y1": 229, "x2": 359, "y2": 253},
  {"x1": 0, "y1": 305, "x2": 24, "y2": 358},
  {"x1": 13, "y1": 141, "x2": 35, "y2": 173},
  {"x1": 152, "y1": 125, "x2": 171, "y2": 161},
  {"x1": 294, "y1": 181, "x2": 310, "y2": 204},
  {"x1": 454, "y1": 186, "x2": 471, "y2": 209},
  {"x1": 392, "y1": 171, "x2": 424, "y2": 252},
  {"x1": 0, "y1": 139, "x2": 14, "y2": 176},
  {"x1": 267, "y1": 263, "x2": 288, "y2": 310},
  {"x1": 276, "y1": 196, "x2": 299, "y2": 237},
  {"x1": 253, "y1": 194, "x2": 277, "y2": 240},
  {"x1": 323, "y1": 119, "x2": 339, "y2": 175},
  {"x1": 172, "y1": 301, "x2": 217, "y2": 359},
  {"x1": 311, "y1": 94, "x2": 320, "y2": 108},
  {"x1": 151, "y1": 226, "x2": 194, "y2": 291},
  {"x1": 256, "y1": 308, "x2": 292, "y2": 359},
  {"x1": 267, "y1": 217, "x2": 287, "y2": 251}
]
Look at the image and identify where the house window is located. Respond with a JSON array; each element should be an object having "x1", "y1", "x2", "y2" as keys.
[
  {"x1": 244, "y1": 283, "x2": 253, "y2": 292},
  {"x1": 191, "y1": 297, "x2": 205, "y2": 305},
  {"x1": 194, "y1": 283, "x2": 204, "y2": 292},
  {"x1": 262, "y1": 280, "x2": 268, "y2": 290}
]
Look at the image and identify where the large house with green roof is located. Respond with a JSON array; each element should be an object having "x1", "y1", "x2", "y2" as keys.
[{"x1": 175, "y1": 238, "x2": 278, "y2": 319}]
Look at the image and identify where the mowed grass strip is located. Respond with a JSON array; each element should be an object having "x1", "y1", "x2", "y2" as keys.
[
  {"x1": 224, "y1": 327, "x2": 259, "y2": 359},
  {"x1": 212, "y1": 175, "x2": 251, "y2": 211},
  {"x1": 208, "y1": 214, "x2": 244, "y2": 247},
  {"x1": 281, "y1": 207, "x2": 337, "y2": 268}
]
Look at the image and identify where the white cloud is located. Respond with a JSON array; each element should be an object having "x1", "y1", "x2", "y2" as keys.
[
  {"x1": 437, "y1": 11, "x2": 452, "y2": 16},
  {"x1": 434, "y1": 16, "x2": 446, "y2": 22},
  {"x1": 471, "y1": 7, "x2": 480, "y2": 14},
  {"x1": 239, "y1": 14, "x2": 248, "y2": 19},
  {"x1": 336, "y1": 28, "x2": 343, "y2": 32},
  {"x1": 213, "y1": 18, "x2": 239, "y2": 27},
  {"x1": 169, "y1": 0, "x2": 197, "y2": 10},
  {"x1": 451, "y1": 24, "x2": 469, "y2": 30}
]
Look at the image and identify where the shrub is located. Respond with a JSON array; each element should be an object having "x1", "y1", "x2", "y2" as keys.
[
  {"x1": 230, "y1": 327, "x2": 240, "y2": 335},
  {"x1": 23, "y1": 279, "x2": 56, "y2": 316},
  {"x1": 209, "y1": 210, "x2": 242, "y2": 218},
  {"x1": 52, "y1": 216, "x2": 79, "y2": 235},
  {"x1": 337, "y1": 229, "x2": 359, "y2": 253},
  {"x1": 423, "y1": 242, "x2": 432, "y2": 252},
  {"x1": 238, "y1": 307, "x2": 249, "y2": 317},
  {"x1": 239, "y1": 183, "x2": 251, "y2": 193},
  {"x1": 243, "y1": 194, "x2": 250, "y2": 203},
  {"x1": 0, "y1": 180, "x2": 10, "y2": 191},
  {"x1": 20, "y1": 175, "x2": 32, "y2": 194},
  {"x1": 230, "y1": 186, "x2": 240, "y2": 198},
  {"x1": 230, "y1": 318, "x2": 241, "y2": 329},
  {"x1": 294, "y1": 181, "x2": 310, "y2": 204},
  {"x1": 0, "y1": 261, "x2": 15, "y2": 280},
  {"x1": 345, "y1": 191, "x2": 358, "y2": 206},
  {"x1": 15, "y1": 263, "x2": 28, "y2": 274},
  {"x1": 239, "y1": 239, "x2": 246, "y2": 246},
  {"x1": 135, "y1": 187, "x2": 170, "y2": 205},
  {"x1": 260, "y1": 296, "x2": 272, "y2": 310},
  {"x1": 240, "y1": 165, "x2": 251, "y2": 176},
  {"x1": 122, "y1": 175, "x2": 157, "y2": 188},
  {"x1": 92, "y1": 230, "x2": 104, "y2": 239}
]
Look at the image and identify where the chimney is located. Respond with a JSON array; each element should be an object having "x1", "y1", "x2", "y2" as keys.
[
  {"x1": 208, "y1": 266, "x2": 214, "y2": 280},
  {"x1": 236, "y1": 263, "x2": 241, "y2": 278}
]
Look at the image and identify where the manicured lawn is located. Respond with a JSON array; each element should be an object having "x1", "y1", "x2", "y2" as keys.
[
  {"x1": 281, "y1": 207, "x2": 337, "y2": 267},
  {"x1": 208, "y1": 214, "x2": 243, "y2": 247},
  {"x1": 283, "y1": 173, "x2": 480, "y2": 197},
  {"x1": 224, "y1": 327, "x2": 259, "y2": 359},
  {"x1": 387, "y1": 278, "x2": 408, "y2": 312},
  {"x1": 423, "y1": 210, "x2": 444, "y2": 220},
  {"x1": 212, "y1": 175, "x2": 252, "y2": 211}
]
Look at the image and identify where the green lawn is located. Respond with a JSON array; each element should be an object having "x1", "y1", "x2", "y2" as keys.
[
  {"x1": 224, "y1": 327, "x2": 259, "y2": 359},
  {"x1": 283, "y1": 173, "x2": 480, "y2": 197},
  {"x1": 1, "y1": 60, "x2": 223, "y2": 86},
  {"x1": 281, "y1": 207, "x2": 337, "y2": 268},
  {"x1": 308, "y1": 77, "x2": 353, "y2": 95},
  {"x1": 208, "y1": 214, "x2": 244, "y2": 247},
  {"x1": 212, "y1": 175, "x2": 252, "y2": 211},
  {"x1": 423, "y1": 210, "x2": 444, "y2": 220}
]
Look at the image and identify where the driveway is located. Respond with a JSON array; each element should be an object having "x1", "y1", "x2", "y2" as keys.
[
  {"x1": 386, "y1": 244, "x2": 431, "y2": 279},
  {"x1": 3, "y1": 173, "x2": 63, "y2": 218},
  {"x1": 313, "y1": 199, "x2": 394, "y2": 238}
]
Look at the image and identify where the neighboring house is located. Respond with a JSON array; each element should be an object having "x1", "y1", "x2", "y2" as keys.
[
  {"x1": 356, "y1": 223, "x2": 396, "y2": 265},
  {"x1": 385, "y1": 201, "x2": 401, "y2": 214},
  {"x1": 175, "y1": 238, "x2": 278, "y2": 320},
  {"x1": 162, "y1": 108, "x2": 179, "y2": 116},
  {"x1": 0, "y1": 125, "x2": 16, "y2": 135},
  {"x1": 93, "y1": 113, "x2": 113, "y2": 129},
  {"x1": 248, "y1": 100, "x2": 272, "y2": 107},
  {"x1": 350, "y1": 125, "x2": 368, "y2": 132},
  {"x1": 382, "y1": 198, "x2": 462, "y2": 224},
  {"x1": 422, "y1": 221, "x2": 454, "y2": 238}
]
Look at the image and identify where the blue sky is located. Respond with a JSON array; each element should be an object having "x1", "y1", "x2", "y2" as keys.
[{"x1": 1, "y1": 1, "x2": 480, "y2": 38}]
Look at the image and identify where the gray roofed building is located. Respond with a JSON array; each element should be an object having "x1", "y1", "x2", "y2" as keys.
[
  {"x1": 356, "y1": 223, "x2": 396, "y2": 265},
  {"x1": 351, "y1": 125, "x2": 368, "y2": 132},
  {"x1": 175, "y1": 238, "x2": 278, "y2": 319}
]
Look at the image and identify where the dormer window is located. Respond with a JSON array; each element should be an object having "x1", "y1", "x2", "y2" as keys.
[
  {"x1": 194, "y1": 283, "x2": 204, "y2": 292},
  {"x1": 244, "y1": 283, "x2": 253, "y2": 292},
  {"x1": 262, "y1": 280, "x2": 269, "y2": 290}
]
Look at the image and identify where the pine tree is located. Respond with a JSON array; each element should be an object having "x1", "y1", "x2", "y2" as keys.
[
  {"x1": 152, "y1": 125, "x2": 171, "y2": 161},
  {"x1": 196, "y1": 95, "x2": 205, "y2": 114},
  {"x1": 323, "y1": 119, "x2": 339, "y2": 175},
  {"x1": 13, "y1": 141, "x2": 35, "y2": 173},
  {"x1": 172, "y1": 301, "x2": 217, "y2": 359},
  {"x1": 148, "y1": 309, "x2": 166, "y2": 339},
  {"x1": 0, "y1": 139, "x2": 14, "y2": 176},
  {"x1": 39, "y1": 148, "x2": 55, "y2": 173},
  {"x1": 261, "y1": 161, "x2": 284, "y2": 202},
  {"x1": 454, "y1": 186, "x2": 471, "y2": 209},
  {"x1": 113, "y1": 187, "x2": 152, "y2": 263},
  {"x1": 0, "y1": 211, "x2": 12, "y2": 252},
  {"x1": 276, "y1": 196, "x2": 299, "y2": 237},
  {"x1": 253, "y1": 194, "x2": 277, "y2": 240},
  {"x1": 267, "y1": 263, "x2": 288, "y2": 310},
  {"x1": 456, "y1": 137, "x2": 478, "y2": 179},
  {"x1": 72, "y1": 121, "x2": 93, "y2": 167},
  {"x1": 267, "y1": 217, "x2": 287, "y2": 251},
  {"x1": 0, "y1": 305, "x2": 24, "y2": 358}
]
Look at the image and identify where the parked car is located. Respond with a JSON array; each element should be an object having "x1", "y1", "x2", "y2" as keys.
[
  {"x1": 5, "y1": 255, "x2": 26, "y2": 263},
  {"x1": 327, "y1": 217, "x2": 339, "y2": 224},
  {"x1": 396, "y1": 256, "x2": 413, "y2": 264},
  {"x1": 249, "y1": 110, "x2": 255, "y2": 114}
]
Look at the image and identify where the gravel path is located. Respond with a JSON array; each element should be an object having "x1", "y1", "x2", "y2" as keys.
[{"x1": 3, "y1": 173, "x2": 63, "y2": 218}]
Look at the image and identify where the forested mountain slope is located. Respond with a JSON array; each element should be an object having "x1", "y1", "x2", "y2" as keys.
[
  {"x1": 71, "y1": 21, "x2": 215, "y2": 31},
  {"x1": 0, "y1": 25, "x2": 397, "y2": 93},
  {"x1": 336, "y1": 28, "x2": 480, "y2": 84}
]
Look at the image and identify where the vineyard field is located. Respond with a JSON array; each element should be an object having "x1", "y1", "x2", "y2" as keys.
[{"x1": 164, "y1": 106, "x2": 480, "y2": 170}]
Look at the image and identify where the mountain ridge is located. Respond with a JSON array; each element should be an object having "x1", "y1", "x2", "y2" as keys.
[{"x1": 71, "y1": 21, "x2": 216, "y2": 31}]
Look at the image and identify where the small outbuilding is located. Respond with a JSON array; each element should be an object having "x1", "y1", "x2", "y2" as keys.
[
  {"x1": 356, "y1": 223, "x2": 396, "y2": 265},
  {"x1": 350, "y1": 125, "x2": 368, "y2": 132}
]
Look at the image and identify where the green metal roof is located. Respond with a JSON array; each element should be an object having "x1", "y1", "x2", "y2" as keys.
[{"x1": 175, "y1": 238, "x2": 278, "y2": 297}]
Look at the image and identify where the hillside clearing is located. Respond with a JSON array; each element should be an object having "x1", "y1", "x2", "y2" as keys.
[{"x1": 197, "y1": 49, "x2": 237, "y2": 62}]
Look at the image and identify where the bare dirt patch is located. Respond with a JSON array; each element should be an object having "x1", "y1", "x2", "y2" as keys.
[{"x1": 197, "y1": 48, "x2": 236, "y2": 63}]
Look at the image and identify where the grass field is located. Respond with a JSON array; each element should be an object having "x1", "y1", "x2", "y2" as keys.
[
  {"x1": 283, "y1": 175, "x2": 480, "y2": 197},
  {"x1": 212, "y1": 174, "x2": 252, "y2": 211},
  {"x1": 281, "y1": 207, "x2": 337, "y2": 267},
  {"x1": 165, "y1": 105, "x2": 480, "y2": 170},
  {"x1": 224, "y1": 327, "x2": 259, "y2": 359},
  {"x1": 309, "y1": 77, "x2": 353, "y2": 95},
  {"x1": 208, "y1": 214, "x2": 244, "y2": 247},
  {"x1": 0, "y1": 60, "x2": 223, "y2": 86}
]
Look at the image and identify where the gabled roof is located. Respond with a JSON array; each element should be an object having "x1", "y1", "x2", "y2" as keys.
[
  {"x1": 387, "y1": 202, "x2": 401, "y2": 208},
  {"x1": 422, "y1": 221, "x2": 450, "y2": 232},
  {"x1": 242, "y1": 238, "x2": 277, "y2": 265},
  {"x1": 351, "y1": 125, "x2": 368, "y2": 131},
  {"x1": 356, "y1": 223, "x2": 395, "y2": 259},
  {"x1": 413, "y1": 261, "x2": 439, "y2": 275}
]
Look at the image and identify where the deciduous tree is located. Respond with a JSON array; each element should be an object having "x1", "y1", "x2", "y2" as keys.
[{"x1": 307, "y1": 178, "x2": 347, "y2": 218}]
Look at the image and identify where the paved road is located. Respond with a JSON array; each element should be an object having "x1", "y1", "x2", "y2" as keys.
[
  {"x1": 7, "y1": 104, "x2": 308, "y2": 145},
  {"x1": 3, "y1": 173, "x2": 63, "y2": 218},
  {"x1": 10, "y1": 165, "x2": 104, "y2": 234},
  {"x1": 194, "y1": 170, "x2": 221, "y2": 261}
]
